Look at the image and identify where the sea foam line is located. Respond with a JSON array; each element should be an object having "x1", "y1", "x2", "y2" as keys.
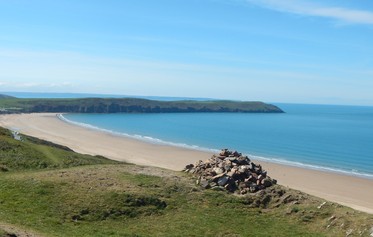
[
  {"x1": 57, "y1": 114, "x2": 373, "y2": 180},
  {"x1": 57, "y1": 114, "x2": 219, "y2": 154},
  {"x1": 249, "y1": 155, "x2": 373, "y2": 180}
]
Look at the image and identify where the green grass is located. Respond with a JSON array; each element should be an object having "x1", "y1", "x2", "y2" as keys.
[
  {"x1": 1, "y1": 164, "x2": 372, "y2": 237},
  {"x1": 0, "y1": 127, "x2": 117, "y2": 172},
  {"x1": 0, "y1": 126, "x2": 372, "y2": 236},
  {"x1": 0, "y1": 229, "x2": 7, "y2": 237},
  {"x1": 0, "y1": 166, "x2": 323, "y2": 237}
]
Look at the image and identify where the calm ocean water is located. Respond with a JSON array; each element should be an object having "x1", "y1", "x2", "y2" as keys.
[{"x1": 63, "y1": 103, "x2": 373, "y2": 179}]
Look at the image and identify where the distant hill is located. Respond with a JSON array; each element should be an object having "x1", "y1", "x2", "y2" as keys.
[
  {"x1": 0, "y1": 97, "x2": 284, "y2": 113},
  {"x1": 0, "y1": 94, "x2": 15, "y2": 99}
]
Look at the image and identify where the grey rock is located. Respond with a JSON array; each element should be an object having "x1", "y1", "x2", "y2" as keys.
[
  {"x1": 219, "y1": 148, "x2": 230, "y2": 157},
  {"x1": 238, "y1": 165, "x2": 249, "y2": 173},
  {"x1": 213, "y1": 167, "x2": 224, "y2": 175},
  {"x1": 249, "y1": 183, "x2": 258, "y2": 193},
  {"x1": 210, "y1": 182, "x2": 217, "y2": 187},
  {"x1": 232, "y1": 151, "x2": 241, "y2": 157},
  {"x1": 200, "y1": 179, "x2": 210, "y2": 189},
  {"x1": 212, "y1": 173, "x2": 225, "y2": 182},
  {"x1": 218, "y1": 176, "x2": 229, "y2": 186},
  {"x1": 262, "y1": 178, "x2": 273, "y2": 188},
  {"x1": 227, "y1": 170, "x2": 236, "y2": 177},
  {"x1": 240, "y1": 189, "x2": 248, "y2": 194},
  {"x1": 185, "y1": 164, "x2": 194, "y2": 170},
  {"x1": 211, "y1": 186, "x2": 225, "y2": 191},
  {"x1": 224, "y1": 157, "x2": 237, "y2": 162}
]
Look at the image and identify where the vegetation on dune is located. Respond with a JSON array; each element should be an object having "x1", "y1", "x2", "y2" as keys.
[
  {"x1": 0, "y1": 94, "x2": 15, "y2": 99},
  {"x1": 0, "y1": 126, "x2": 372, "y2": 236},
  {"x1": 0, "y1": 127, "x2": 117, "y2": 172},
  {"x1": 0, "y1": 97, "x2": 284, "y2": 113}
]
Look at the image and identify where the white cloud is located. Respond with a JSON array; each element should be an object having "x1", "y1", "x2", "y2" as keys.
[
  {"x1": 15, "y1": 82, "x2": 41, "y2": 88},
  {"x1": 0, "y1": 80, "x2": 75, "y2": 92},
  {"x1": 246, "y1": 0, "x2": 373, "y2": 25},
  {"x1": 49, "y1": 82, "x2": 74, "y2": 88},
  {"x1": 11, "y1": 82, "x2": 74, "y2": 88}
]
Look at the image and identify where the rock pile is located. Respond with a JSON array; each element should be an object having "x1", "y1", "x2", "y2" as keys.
[{"x1": 183, "y1": 149, "x2": 277, "y2": 194}]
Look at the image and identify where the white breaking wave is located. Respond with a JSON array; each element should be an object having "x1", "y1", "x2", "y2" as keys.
[
  {"x1": 57, "y1": 114, "x2": 373, "y2": 180},
  {"x1": 57, "y1": 113, "x2": 219, "y2": 153},
  {"x1": 248, "y1": 155, "x2": 373, "y2": 179}
]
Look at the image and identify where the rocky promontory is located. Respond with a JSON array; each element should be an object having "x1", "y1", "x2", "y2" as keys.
[{"x1": 0, "y1": 97, "x2": 284, "y2": 114}]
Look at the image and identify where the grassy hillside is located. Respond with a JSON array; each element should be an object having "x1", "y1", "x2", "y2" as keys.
[
  {"x1": 0, "y1": 97, "x2": 284, "y2": 114},
  {"x1": 0, "y1": 94, "x2": 15, "y2": 99},
  {"x1": 0, "y1": 127, "x2": 372, "y2": 236},
  {"x1": 0, "y1": 127, "x2": 117, "y2": 172}
]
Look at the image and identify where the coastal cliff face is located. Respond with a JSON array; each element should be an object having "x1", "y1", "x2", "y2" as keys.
[{"x1": 0, "y1": 98, "x2": 284, "y2": 113}]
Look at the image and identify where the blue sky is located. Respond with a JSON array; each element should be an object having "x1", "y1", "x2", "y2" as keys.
[{"x1": 0, "y1": 0, "x2": 372, "y2": 105}]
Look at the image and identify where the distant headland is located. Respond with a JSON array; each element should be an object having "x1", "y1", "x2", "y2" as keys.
[{"x1": 0, "y1": 95, "x2": 284, "y2": 114}]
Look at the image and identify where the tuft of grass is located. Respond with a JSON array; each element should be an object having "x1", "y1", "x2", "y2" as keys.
[
  {"x1": 0, "y1": 229, "x2": 8, "y2": 237},
  {"x1": 0, "y1": 127, "x2": 12, "y2": 137}
]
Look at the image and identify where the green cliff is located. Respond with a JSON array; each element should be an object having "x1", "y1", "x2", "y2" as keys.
[{"x1": 0, "y1": 97, "x2": 284, "y2": 113}]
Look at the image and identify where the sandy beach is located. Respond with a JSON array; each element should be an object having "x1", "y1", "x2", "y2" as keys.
[{"x1": 1, "y1": 113, "x2": 373, "y2": 214}]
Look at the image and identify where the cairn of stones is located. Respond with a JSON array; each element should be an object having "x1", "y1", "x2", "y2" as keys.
[{"x1": 183, "y1": 149, "x2": 277, "y2": 194}]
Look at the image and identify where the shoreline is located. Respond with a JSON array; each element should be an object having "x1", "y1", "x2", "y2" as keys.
[
  {"x1": 1, "y1": 113, "x2": 373, "y2": 214},
  {"x1": 57, "y1": 113, "x2": 221, "y2": 154},
  {"x1": 59, "y1": 114, "x2": 373, "y2": 180}
]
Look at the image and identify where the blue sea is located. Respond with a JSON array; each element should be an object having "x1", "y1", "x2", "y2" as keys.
[{"x1": 62, "y1": 103, "x2": 373, "y2": 179}]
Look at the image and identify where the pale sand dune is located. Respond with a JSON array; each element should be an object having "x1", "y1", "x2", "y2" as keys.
[{"x1": 1, "y1": 113, "x2": 373, "y2": 214}]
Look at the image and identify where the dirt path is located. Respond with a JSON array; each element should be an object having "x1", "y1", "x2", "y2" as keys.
[{"x1": 0, "y1": 222, "x2": 44, "y2": 237}]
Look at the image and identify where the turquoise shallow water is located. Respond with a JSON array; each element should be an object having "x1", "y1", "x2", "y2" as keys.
[{"x1": 63, "y1": 103, "x2": 373, "y2": 179}]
